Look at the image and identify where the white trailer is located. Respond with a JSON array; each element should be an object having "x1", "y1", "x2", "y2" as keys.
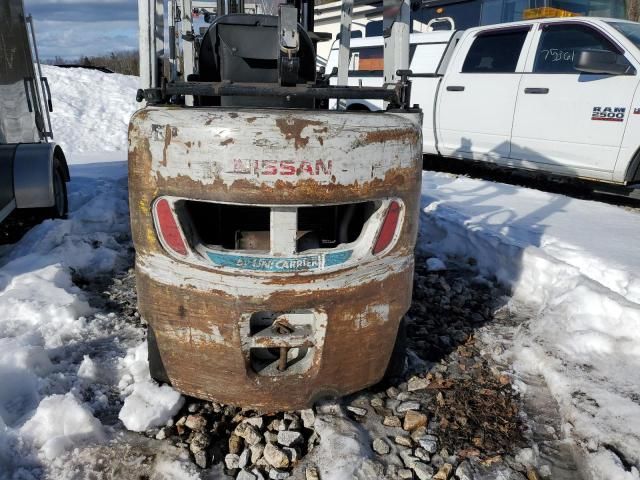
[{"x1": 0, "y1": 0, "x2": 70, "y2": 225}]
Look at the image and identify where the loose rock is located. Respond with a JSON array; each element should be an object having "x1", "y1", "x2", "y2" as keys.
[
  {"x1": 417, "y1": 434, "x2": 439, "y2": 454},
  {"x1": 229, "y1": 434, "x2": 244, "y2": 454},
  {"x1": 386, "y1": 387, "x2": 400, "y2": 399},
  {"x1": 189, "y1": 432, "x2": 210, "y2": 454},
  {"x1": 236, "y1": 422, "x2": 263, "y2": 446},
  {"x1": 383, "y1": 415, "x2": 402, "y2": 428},
  {"x1": 408, "y1": 375, "x2": 430, "y2": 392},
  {"x1": 269, "y1": 469, "x2": 290, "y2": 480},
  {"x1": 403, "y1": 410, "x2": 428, "y2": 431},
  {"x1": 399, "y1": 469, "x2": 413, "y2": 479},
  {"x1": 433, "y1": 463, "x2": 453, "y2": 480},
  {"x1": 415, "y1": 447, "x2": 430, "y2": 462},
  {"x1": 239, "y1": 449, "x2": 250, "y2": 469},
  {"x1": 456, "y1": 461, "x2": 473, "y2": 480},
  {"x1": 245, "y1": 417, "x2": 265, "y2": 429},
  {"x1": 413, "y1": 461, "x2": 434, "y2": 480},
  {"x1": 372, "y1": 438, "x2": 390, "y2": 455},
  {"x1": 346, "y1": 406, "x2": 367, "y2": 416},
  {"x1": 185, "y1": 414, "x2": 207, "y2": 432},
  {"x1": 305, "y1": 465, "x2": 320, "y2": 480},
  {"x1": 250, "y1": 443, "x2": 265, "y2": 464},
  {"x1": 277, "y1": 430, "x2": 303, "y2": 447},
  {"x1": 394, "y1": 435, "x2": 413, "y2": 447},
  {"x1": 193, "y1": 450, "x2": 207, "y2": 469},
  {"x1": 237, "y1": 470, "x2": 257, "y2": 480},
  {"x1": 397, "y1": 401, "x2": 421, "y2": 413},
  {"x1": 225, "y1": 453, "x2": 240, "y2": 470},
  {"x1": 300, "y1": 409, "x2": 315, "y2": 428},
  {"x1": 264, "y1": 442, "x2": 290, "y2": 469}
]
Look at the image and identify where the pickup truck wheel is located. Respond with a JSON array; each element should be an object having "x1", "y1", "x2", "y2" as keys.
[
  {"x1": 147, "y1": 324, "x2": 171, "y2": 385},
  {"x1": 382, "y1": 317, "x2": 407, "y2": 382}
]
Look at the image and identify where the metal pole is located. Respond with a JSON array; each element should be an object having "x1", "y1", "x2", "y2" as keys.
[
  {"x1": 383, "y1": 0, "x2": 410, "y2": 87},
  {"x1": 154, "y1": 0, "x2": 165, "y2": 88},
  {"x1": 337, "y1": 0, "x2": 353, "y2": 109},
  {"x1": 25, "y1": 16, "x2": 53, "y2": 139},
  {"x1": 139, "y1": 0, "x2": 152, "y2": 90},
  {"x1": 181, "y1": 0, "x2": 195, "y2": 106}
]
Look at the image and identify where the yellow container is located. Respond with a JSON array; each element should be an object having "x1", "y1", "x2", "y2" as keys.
[{"x1": 523, "y1": 6, "x2": 580, "y2": 19}]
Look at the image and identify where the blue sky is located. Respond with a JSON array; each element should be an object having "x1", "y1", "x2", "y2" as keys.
[{"x1": 24, "y1": 0, "x2": 139, "y2": 59}]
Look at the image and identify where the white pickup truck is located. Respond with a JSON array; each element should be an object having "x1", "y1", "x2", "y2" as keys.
[{"x1": 327, "y1": 17, "x2": 640, "y2": 186}]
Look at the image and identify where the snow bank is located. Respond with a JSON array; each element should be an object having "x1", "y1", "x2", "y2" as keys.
[
  {"x1": 43, "y1": 65, "x2": 139, "y2": 155},
  {"x1": 118, "y1": 342, "x2": 184, "y2": 432},
  {"x1": 421, "y1": 172, "x2": 640, "y2": 479},
  {"x1": 20, "y1": 393, "x2": 105, "y2": 460},
  {"x1": 0, "y1": 67, "x2": 140, "y2": 476}
]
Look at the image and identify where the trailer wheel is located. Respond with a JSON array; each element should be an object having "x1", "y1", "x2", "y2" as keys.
[
  {"x1": 147, "y1": 324, "x2": 171, "y2": 385},
  {"x1": 382, "y1": 317, "x2": 407, "y2": 382},
  {"x1": 46, "y1": 166, "x2": 68, "y2": 219}
]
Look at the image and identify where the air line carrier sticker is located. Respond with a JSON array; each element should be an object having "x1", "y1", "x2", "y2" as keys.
[
  {"x1": 592, "y1": 106, "x2": 626, "y2": 122},
  {"x1": 206, "y1": 250, "x2": 353, "y2": 272}
]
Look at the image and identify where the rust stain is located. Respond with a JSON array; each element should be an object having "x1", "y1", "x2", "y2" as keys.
[
  {"x1": 275, "y1": 117, "x2": 325, "y2": 150},
  {"x1": 161, "y1": 124, "x2": 174, "y2": 167},
  {"x1": 246, "y1": 117, "x2": 257, "y2": 123},
  {"x1": 220, "y1": 138, "x2": 234, "y2": 146},
  {"x1": 229, "y1": 112, "x2": 239, "y2": 119},
  {"x1": 134, "y1": 264, "x2": 412, "y2": 410},
  {"x1": 360, "y1": 128, "x2": 420, "y2": 146}
]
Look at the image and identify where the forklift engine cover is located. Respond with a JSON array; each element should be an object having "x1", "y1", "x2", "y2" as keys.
[{"x1": 129, "y1": 107, "x2": 422, "y2": 410}]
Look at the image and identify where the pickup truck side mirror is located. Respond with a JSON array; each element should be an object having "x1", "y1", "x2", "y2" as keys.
[{"x1": 574, "y1": 49, "x2": 635, "y2": 75}]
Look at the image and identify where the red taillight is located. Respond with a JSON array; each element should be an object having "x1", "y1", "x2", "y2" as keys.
[
  {"x1": 372, "y1": 200, "x2": 401, "y2": 255},
  {"x1": 154, "y1": 199, "x2": 188, "y2": 256}
]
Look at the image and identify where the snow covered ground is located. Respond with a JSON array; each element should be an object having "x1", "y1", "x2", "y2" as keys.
[
  {"x1": 0, "y1": 67, "x2": 196, "y2": 480},
  {"x1": 421, "y1": 174, "x2": 640, "y2": 479}
]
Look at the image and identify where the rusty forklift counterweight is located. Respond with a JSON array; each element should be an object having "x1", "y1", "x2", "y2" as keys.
[{"x1": 130, "y1": 0, "x2": 423, "y2": 410}]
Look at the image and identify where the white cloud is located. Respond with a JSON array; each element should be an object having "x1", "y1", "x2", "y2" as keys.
[{"x1": 23, "y1": 0, "x2": 138, "y2": 59}]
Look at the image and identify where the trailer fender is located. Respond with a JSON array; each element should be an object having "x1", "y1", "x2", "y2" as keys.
[{"x1": 13, "y1": 143, "x2": 69, "y2": 209}]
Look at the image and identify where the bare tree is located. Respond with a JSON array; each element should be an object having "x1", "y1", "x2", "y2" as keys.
[
  {"x1": 47, "y1": 51, "x2": 139, "y2": 76},
  {"x1": 629, "y1": 0, "x2": 640, "y2": 21}
]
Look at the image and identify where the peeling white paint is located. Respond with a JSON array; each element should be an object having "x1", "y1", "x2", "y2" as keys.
[
  {"x1": 133, "y1": 108, "x2": 422, "y2": 188},
  {"x1": 169, "y1": 324, "x2": 227, "y2": 346},
  {"x1": 138, "y1": 251, "x2": 414, "y2": 297},
  {"x1": 354, "y1": 303, "x2": 390, "y2": 329}
]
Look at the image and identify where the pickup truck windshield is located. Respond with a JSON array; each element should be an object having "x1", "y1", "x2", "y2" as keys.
[{"x1": 607, "y1": 21, "x2": 640, "y2": 50}]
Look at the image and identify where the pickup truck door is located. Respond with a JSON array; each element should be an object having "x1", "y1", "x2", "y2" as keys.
[
  {"x1": 437, "y1": 26, "x2": 533, "y2": 159},
  {"x1": 511, "y1": 22, "x2": 639, "y2": 181}
]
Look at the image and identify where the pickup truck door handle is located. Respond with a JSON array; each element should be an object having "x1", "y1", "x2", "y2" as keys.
[
  {"x1": 524, "y1": 87, "x2": 549, "y2": 94},
  {"x1": 446, "y1": 85, "x2": 465, "y2": 92}
]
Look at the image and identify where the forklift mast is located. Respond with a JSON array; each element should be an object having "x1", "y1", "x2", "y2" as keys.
[{"x1": 137, "y1": 0, "x2": 412, "y2": 105}]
